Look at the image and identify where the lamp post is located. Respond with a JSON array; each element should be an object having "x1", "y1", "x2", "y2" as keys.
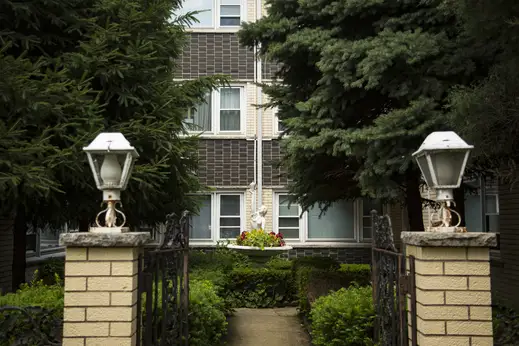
[
  {"x1": 412, "y1": 131, "x2": 473, "y2": 232},
  {"x1": 83, "y1": 132, "x2": 139, "y2": 233}
]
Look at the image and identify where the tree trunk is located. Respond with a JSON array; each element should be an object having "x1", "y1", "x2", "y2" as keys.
[
  {"x1": 79, "y1": 214, "x2": 90, "y2": 232},
  {"x1": 453, "y1": 186, "x2": 466, "y2": 227},
  {"x1": 12, "y1": 204, "x2": 27, "y2": 291},
  {"x1": 406, "y1": 170, "x2": 425, "y2": 232}
]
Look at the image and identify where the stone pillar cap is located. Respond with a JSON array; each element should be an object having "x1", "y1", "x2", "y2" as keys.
[
  {"x1": 401, "y1": 231, "x2": 497, "y2": 247},
  {"x1": 60, "y1": 232, "x2": 151, "y2": 247}
]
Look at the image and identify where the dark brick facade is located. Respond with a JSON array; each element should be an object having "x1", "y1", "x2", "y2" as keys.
[
  {"x1": 197, "y1": 139, "x2": 255, "y2": 186},
  {"x1": 262, "y1": 140, "x2": 288, "y2": 186},
  {"x1": 176, "y1": 33, "x2": 255, "y2": 79},
  {"x1": 192, "y1": 246, "x2": 371, "y2": 264},
  {"x1": 262, "y1": 59, "x2": 280, "y2": 80}
]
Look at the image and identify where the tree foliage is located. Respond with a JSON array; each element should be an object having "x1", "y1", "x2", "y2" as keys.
[{"x1": 239, "y1": 0, "x2": 486, "y2": 230}]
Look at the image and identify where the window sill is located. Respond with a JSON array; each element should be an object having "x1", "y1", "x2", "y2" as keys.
[
  {"x1": 181, "y1": 133, "x2": 248, "y2": 140},
  {"x1": 185, "y1": 28, "x2": 241, "y2": 34},
  {"x1": 26, "y1": 250, "x2": 65, "y2": 265}
]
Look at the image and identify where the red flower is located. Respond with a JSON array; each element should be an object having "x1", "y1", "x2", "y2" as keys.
[
  {"x1": 276, "y1": 233, "x2": 284, "y2": 239},
  {"x1": 269, "y1": 231, "x2": 276, "y2": 236}
]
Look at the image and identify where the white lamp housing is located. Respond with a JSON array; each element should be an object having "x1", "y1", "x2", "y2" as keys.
[
  {"x1": 83, "y1": 132, "x2": 139, "y2": 201},
  {"x1": 412, "y1": 131, "x2": 473, "y2": 202}
]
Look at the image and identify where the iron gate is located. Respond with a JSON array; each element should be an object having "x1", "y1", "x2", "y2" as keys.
[
  {"x1": 371, "y1": 211, "x2": 417, "y2": 346},
  {"x1": 136, "y1": 212, "x2": 190, "y2": 346}
]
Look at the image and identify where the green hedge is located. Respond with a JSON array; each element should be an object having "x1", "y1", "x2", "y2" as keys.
[
  {"x1": 225, "y1": 267, "x2": 296, "y2": 308},
  {"x1": 0, "y1": 277, "x2": 227, "y2": 346},
  {"x1": 296, "y1": 261, "x2": 371, "y2": 314},
  {"x1": 310, "y1": 286, "x2": 375, "y2": 346}
]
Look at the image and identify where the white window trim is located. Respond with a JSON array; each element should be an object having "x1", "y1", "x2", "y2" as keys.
[
  {"x1": 189, "y1": 191, "x2": 245, "y2": 243},
  {"x1": 186, "y1": 85, "x2": 246, "y2": 136},
  {"x1": 485, "y1": 194, "x2": 499, "y2": 216},
  {"x1": 179, "y1": 0, "x2": 247, "y2": 31},
  {"x1": 272, "y1": 192, "x2": 385, "y2": 244}
]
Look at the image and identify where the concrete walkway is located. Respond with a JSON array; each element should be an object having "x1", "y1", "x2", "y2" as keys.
[{"x1": 226, "y1": 307, "x2": 311, "y2": 346}]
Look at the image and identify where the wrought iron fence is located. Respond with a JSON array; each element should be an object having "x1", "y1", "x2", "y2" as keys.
[
  {"x1": 136, "y1": 212, "x2": 190, "y2": 346},
  {"x1": 371, "y1": 210, "x2": 417, "y2": 346}
]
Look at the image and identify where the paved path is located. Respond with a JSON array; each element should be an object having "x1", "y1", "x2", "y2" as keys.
[{"x1": 226, "y1": 307, "x2": 311, "y2": 346}]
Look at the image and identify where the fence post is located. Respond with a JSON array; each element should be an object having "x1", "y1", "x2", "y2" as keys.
[
  {"x1": 59, "y1": 232, "x2": 150, "y2": 346},
  {"x1": 401, "y1": 232, "x2": 496, "y2": 346}
]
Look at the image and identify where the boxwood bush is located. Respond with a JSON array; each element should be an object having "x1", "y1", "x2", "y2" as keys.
[{"x1": 310, "y1": 286, "x2": 375, "y2": 346}]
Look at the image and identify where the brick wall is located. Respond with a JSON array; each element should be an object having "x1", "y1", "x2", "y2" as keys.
[
  {"x1": 0, "y1": 218, "x2": 13, "y2": 294},
  {"x1": 262, "y1": 140, "x2": 288, "y2": 187},
  {"x1": 176, "y1": 33, "x2": 255, "y2": 80},
  {"x1": 491, "y1": 182, "x2": 519, "y2": 311}
]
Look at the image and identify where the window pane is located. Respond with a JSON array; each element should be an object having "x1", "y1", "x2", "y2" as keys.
[
  {"x1": 279, "y1": 218, "x2": 299, "y2": 228},
  {"x1": 221, "y1": 0, "x2": 240, "y2": 4},
  {"x1": 178, "y1": 0, "x2": 214, "y2": 27},
  {"x1": 220, "y1": 17, "x2": 240, "y2": 26},
  {"x1": 363, "y1": 198, "x2": 382, "y2": 216},
  {"x1": 220, "y1": 195, "x2": 240, "y2": 216},
  {"x1": 363, "y1": 227, "x2": 371, "y2": 239},
  {"x1": 220, "y1": 228, "x2": 240, "y2": 238},
  {"x1": 220, "y1": 5, "x2": 240, "y2": 16},
  {"x1": 189, "y1": 93, "x2": 211, "y2": 131},
  {"x1": 220, "y1": 88, "x2": 240, "y2": 108},
  {"x1": 279, "y1": 228, "x2": 299, "y2": 239},
  {"x1": 279, "y1": 195, "x2": 299, "y2": 216},
  {"x1": 308, "y1": 200, "x2": 355, "y2": 239},
  {"x1": 220, "y1": 110, "x2": 240, "y2": 131},
  {"x1": 220, "y1": 218, "x2": 240, "y2": 227},
  {"x1": 190, "y1": 196, "x2": 211, "y2": 239},
  {"x1": 486, "y1": 195, "x2": 498, "y2": 214}
]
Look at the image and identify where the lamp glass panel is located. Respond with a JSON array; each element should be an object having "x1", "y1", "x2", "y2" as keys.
[
  {"x1": 416, "y1": 155, "x2": 434, "y2": 187},
  {"x1": 430, "y1": 151, "x2": 467, "y2": 186}
]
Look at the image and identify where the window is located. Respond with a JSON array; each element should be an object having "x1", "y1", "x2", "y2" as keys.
[
  {"x1": 176, "y1": 0, "x2": 244, "y2": 29},
  {"x1": 273, "y1": 193, "x2": 381, "y2": 243},
  {"x1": 185, "y1": 87, "x2": 244, "y2": 134},
  {"x1": 362, "y1": 199, "x2": 383, "y2": 240},
  {"x1": 465, "y1": 193, "x2": 500, "y2": 233},
  {"x1": 190, "y1": 195, "x2": 212, "y2": 239},
  {"x1": 308, "y1": 200, "x2": 355, "y2": 240},
  {"x1": 276, "y1": 194, "x2": 301, "y2": 239},
  {"x1": 189, "y1": 192, "x2": 244, "y2": 241},
  {"x1": 219, "y1": 194, "x2": 242, "y2": 238},
  {"x1": 272, "y1": 107, "x2": 285, "y2": 134},
  {"x1": 186, "y1": 93, "x2": 212, "y2": 131},
  {"x1": 26, "y1": 224, "x2": 69, "y2": 258}
]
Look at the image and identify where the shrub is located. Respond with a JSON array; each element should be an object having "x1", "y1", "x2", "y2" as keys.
[
  {"x1": 189, "y1": 246, "x2": 251, "y2": 273},
  {"x1": 266, "y1": 257, "x2": 292, "y2": 270},
  {"x1": 310, "y1": 286, "x2": 375, "y2": 346},
  {"x1": 225, "y1": 267, "x2": 296, "y2": 308},
  {"x1": 338, "y1": 264, "x2": 371, "y2": 286},
  {"x1": 292, "y1": 256, "x2": 340, "y2": 274},
  {"x1": 33, "y1": 258, "x2": 65, "y2": 285},
  {"x1": 189, "y1": 280, "x2": 228, "y2": 346},
  {"x1": 493, "y1": 304, "x2": 519, "y2": 345}
]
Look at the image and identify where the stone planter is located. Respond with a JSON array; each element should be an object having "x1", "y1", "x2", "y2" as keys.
[{"x1": 227, "y1": 244, "x2": 293, "y2": 266}]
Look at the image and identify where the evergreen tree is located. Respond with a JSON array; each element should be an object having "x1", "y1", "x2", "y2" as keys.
[
  {"x1": 0, "y1": 0, "x2": 225, "y2": 290},
  {"x1": 239, "y1": 0, "x2": 483, "y2": 230}
]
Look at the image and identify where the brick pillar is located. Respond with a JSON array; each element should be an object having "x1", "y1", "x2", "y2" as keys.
[
  {"x1": 402, "y1": 232, "x2": 496, "y2": 346},
  {"x1": 60, "y1": 232, "x2": 150, "y2": 346}
]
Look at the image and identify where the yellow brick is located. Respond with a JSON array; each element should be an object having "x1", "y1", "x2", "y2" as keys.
[
  {"x1": 415, "y1": 260, "x2": 444, "y2": 275},
  {"x1": 88, "y1": 248, "x2": 137, "y2": 261},
  {"x1": 444, "y1": 262, "x2": 490, "y2": 276},
  {"x1": 87, "y1": 307, "x2": 136, "y2": 322},
  {"x1": 470, "y1": 306, "x2": 492, "y2": 321},
  {"x1": 65, "y1": 292, "x2": 110, "y2": 307},
  {"x1": 416, "y1": 288, "x2": 445, "y2": 305},
  {"x1": 446, "y1": 291, "x2": 491, "y2": 305},
  {"x1": 65, "y1": 277, "x2": 87, "y2": 292},
  {"x1": 406, "y1": 245, "x2": 419, "y2": 257},
  {"x1": 85, "y1": 336, "x2": 136, "y2": 346},
  {"x1": 111, "y1": 261, "x2": 138, "y2": 276},
  {"x1": 67, "y1": 248, "x2": 88, "y2": 261},
  {"x1": 66, "y1": 262, "x2": 111, "y2": 276},
  {"x1": 471, "y1": 336, "x2": 494, "y2": 346},
  {"x1": 469, "y1": 277, "x2": 491, "y2": 291},
  {"x1": 417, "y1": 304, "x2": 468, "y2": 320},
  {"x1": 64, "y1": 308, "x2": 86, "y2": 322},
  {"x1": 110, "y1": 320, "x2": 137, "y2": 336},
  {"x1": 417, "y1": 334, "x2": 469, "y2": 346},
  {"x1": 417, "y1": 317, "x2": 445, "y2": 335},
  {"x1": 87, "y1": 276, "x2": 137, "y2": 292},
  {"x1": 467, "y1": 248, "x2": 489, "y2": 261},
  {"x1": 446, "y1": 321, "x2": 493, "y2": 336},
  {"x1": 415, "y1": 275, "x2": 467, "y2": 290},
  {"x1": 62, "y1": 338, "x2": 85, "y2": 346},
  {"x1": 63, "y1": 322, "x2": 109, "y2": 337},
  {"x1": 111, "y1": 291, "x2": 138, "y2": 306},
  {"x1": 420, "y1": 247, "x2": 466, "y2": 260}
]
